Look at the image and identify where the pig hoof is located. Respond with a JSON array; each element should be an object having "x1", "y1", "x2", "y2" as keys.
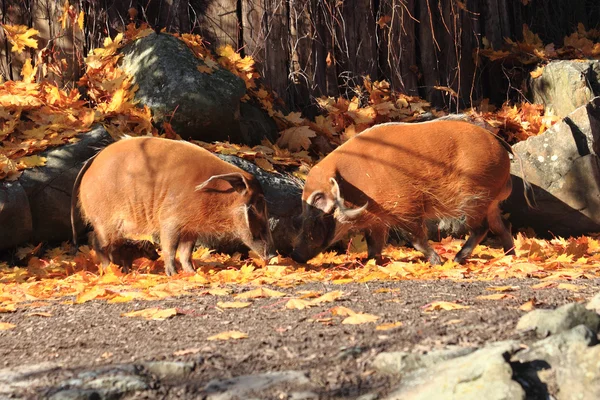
[
  {"x1": 165, "y1": 266, "x2": 177, "y2": 276},
  {"x1": 428, "y1": 254, "x2": 443, "y2": 265},
  {"x1": 182, "y1": 263, "x2": 196, "y2": 273}
]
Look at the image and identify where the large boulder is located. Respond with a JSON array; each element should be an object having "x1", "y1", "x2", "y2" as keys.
[
  {"x1": 0, "y1": 181, "x2": 32, "y2": 250},
  {"x1": 530, "y1": 60, "x2": 600, "y2": 118},
  {"x1": 18, "y1": 126, "x2": 114, "y2": 245},
  {"x1": 505, "y1": 96, "x2": 600, "y2": 236},
  {"x1": 120, "y1": 32, "x2": 277, "y2": 145}
]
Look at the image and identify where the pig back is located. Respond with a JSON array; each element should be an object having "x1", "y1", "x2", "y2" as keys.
[
  {"x1": 78, "y1": 137, "x2": 250, "y2": 236},
  {"x1": 316, "y1": 120, "x2": 511, "y2": 218}
]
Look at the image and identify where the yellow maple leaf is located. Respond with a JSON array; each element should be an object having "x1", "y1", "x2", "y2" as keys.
[
  {"x1": 217, "y1": 301, "x2": 252, "y2": 309},
  {"x1": 285, "y1": 298, "x2": 313, "y2": 310},
  {"x1": 207, "y1": 288, "x2": 232, "y2": 296},
  {"x1": 0, "y1": 303, "x2": 16, "y2": 313},
  {"x1": 557, "y1": 283, "x2": 583, "y2": 292},
  {"x1": 207, "y1": 330, "x2": 248, "y2": 341},
  {"x1": 276, "y1": 126, "x2": 317, "y2": 152},
  {"x1": 330, "y1": 306, "x2": 356, "y2": 316},
  {"x1": 1, "y1": 24, "x2": 39, "y2": 53},
  {"x1": 0, "y1": 322, "x2": 16, "y2": 330},
  {"x1": 17, "y1": 155, "x2": 47, "y2": 168},
  {"x1": 254, "y1": 157, "x2": 275, "y2": 172},
  {"x1": 235, "y1": 287, "x2": 286, "y2": 299},
  {"x1": 75, "y1": 286, "x2": 106, "y2": 304},
  {"x1": 342, "y1": 312, "x2": 379, "y2": 325},
  {"x1": 422, "y1": 301, "x2": 470, "y2": 312},
  {"x1": 310, "y1": 290, "x2": 344, "y2": 305}
]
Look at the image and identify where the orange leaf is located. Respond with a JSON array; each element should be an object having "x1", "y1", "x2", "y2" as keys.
[
  {"x1": 519, "y1": 298, "x2": 537, "y2": 311},
  {"x1": 557, "y1": 283, "x2": 583, "y2": 292},
  {"x1": 376, "y1": 321, "x2": 403, "y2": 331},
  {"x1": 486, "y1": 286, "x2": 519, "y2": 292},
  {"x1": 276, "y1": 126, "x2": 316, "y2": 152},
  {"x1": 1, "y1": 24, "x2": 39, "y2": 53},
  {"x1": 0, "y1": 304, "x2": 16, "y2": 313},
  {"x1": 26, "y1": 311, "x2": 52, "y2": 317},
  {"x1": 330, "y1": 306, "x2": 356, "y2": 316},
  {"x1": 531, "y1": 281, "x2": 557, "y2": 290}
]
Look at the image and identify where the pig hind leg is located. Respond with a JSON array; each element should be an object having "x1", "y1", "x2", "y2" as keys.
[
  {"x1": 407, "y1": 221, "x2": 443, "y2": 265},
  {"x1": 454, "y1": 213, "x2": 489, "y2": 264},
  {"x1": 487, "y1": 201, "x2": 515, "y2": 255},
  {"x1": 177, "y1": 235, "x2": 196, "y2": 273},
  {"x1": 89, "y1": 230, "x2": 111, "y2": 270}
]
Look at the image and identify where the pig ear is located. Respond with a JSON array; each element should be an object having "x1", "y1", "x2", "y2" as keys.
[
  {"x1": 329, "y1": 177, "x2": 367, "y2": 221},
  {"x1": 305, "y1": 190, "x2": 335, "y2": 214},
  {"x1": 196, "y1": 173, "x2": 249, "y2": 193}
]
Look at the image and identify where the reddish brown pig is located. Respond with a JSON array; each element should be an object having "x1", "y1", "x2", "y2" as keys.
[
  {"x1": 71, "y1": 136, "x2": 275, "y2": 275},
  {"x1": 291, "y1": 120, "x2": 517, "y2": 265}
]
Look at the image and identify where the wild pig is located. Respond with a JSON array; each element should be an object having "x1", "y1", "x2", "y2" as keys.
[
  {"x1": 71, "y1": 136, "x2": 275, "y2": 275},
  {"x1": 291, "y1": 120, "x2": 518, "y2": 265},
  {"x1": 101, "y1": 237, "x2": 159, "y2": 273}
]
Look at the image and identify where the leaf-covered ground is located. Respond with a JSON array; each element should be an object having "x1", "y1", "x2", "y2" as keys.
[{"x1": 1, "y1": 277, "x2": 598, "y2": 398}]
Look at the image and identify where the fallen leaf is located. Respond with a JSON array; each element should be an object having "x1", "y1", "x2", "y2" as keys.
[
  {"x1": 207, "y1": 288, "x2": 231, "y2": 296},
  {"x1": 285, "y1": 298, "x2": 313, "y2": 310},
  {"x1": 330, "y1": 306, "x2": 356, "y2": 316},
  {"x1": 207, "y1": 330, "x2": 248, "y2": 341},
  {"x1": 342, "y1": 313, "x2": 379, "y2": 324},
  {"x1": 422, "y1": 301, "x2": 470, "y2": 312},
  {"x1": 26, "y1": 312, "x2": 52, "y2": 317},
  {"x1": 557, "y1": 283, "x2": 583, "y2": 292},
  {"x1": 173, "y1": 348, "x2": 202, "y2": 356},
  {"x1": 486, "y1": 286, "x2": 519, "y2": 292},
  {"x1": 476, "y1": 293, "x2": 516, "y2": 300},
  {"x1": 310, "y1": 290, "x2": 344, "y2": 305},
  {"x1": 375, "y1": 322, "x2": 402, "y2": 331},
  {"x1": 0, "y1": 322, "x2": 16, "y2": 330},
  {"x1": 0, "y1": 304, "x2": 16, "y2": 313},
  {"x1": 217, "y1": 301, "x2": 252, "y2": 309},
  {"x1": 276, "y1": 126, "x2": 316, "y2": 152},
  {"x1": 531, "y1": 281, "x2": 557, "y2": 290},
  {"x1": 519, "y1": 298, "x2": 537, "y2": 311},
  {"x1": 122, "y1": 307, "x2": 180, "y2": 321},
  {"x1": 235, "y1": 287, "x2": 286, "y2": 299}
]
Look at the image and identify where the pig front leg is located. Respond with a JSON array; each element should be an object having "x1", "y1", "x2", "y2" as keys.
[
  {"x1": 160, "y1": 224, "x2": 180, "y2": 276},
  {"x1": 177, "y1": 235, "x2": 196, "y2": 273},
  {"x1": 365, "y1": 226, "x2": 388, "y2": 263}
]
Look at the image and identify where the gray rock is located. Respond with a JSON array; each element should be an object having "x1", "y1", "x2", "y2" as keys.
[
  {"x1": 373, "y1": 346, "x2": 476, "y2": 376},
  {"x1": 212, "y1": 154, "x2": 303, "y2": 256},
  {"x1": 506, "y1": 96, "x2": 600, "y2": 236},
  {"x1": 383, "y1": 341, "x2": 524, "y2": 400},
  {"x1": 0, "y1": 181, "x2": 32, "y2": 250},
  {"x1": 586, "y1": 292, "x2": 600, "y2": 313},
  {"x1": 239, "y1": 101, "x2": 278, "y2": 145},
  {"x1": 512, "y1": 325, "x2": 600, "y2": 400},
  {"x1": 120, "y1": 33, "x2": 249, "y2": 143},
  {"x1": 0, "y1": 362, "x2": 62, "y2": 396},
  {"x1": 19, "y1": 125, "x2": 113, "y2": 244},
  {"x1": 143, "y1": 361, "x2": 194, "y2": 380},
  {"x1": 202, "y1": 370, "x2": 311, "y2": 400},
  {"x1": 515, "y1": 303, "x2": 600, "y2": 337},
  {"x1": 531, "y1": 60, "x2": 600, "y2": 118}
]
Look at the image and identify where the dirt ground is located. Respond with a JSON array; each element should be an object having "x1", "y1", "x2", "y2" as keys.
[{"x1": 1, "y1": 277, "x2": 598, "y2": 399}]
